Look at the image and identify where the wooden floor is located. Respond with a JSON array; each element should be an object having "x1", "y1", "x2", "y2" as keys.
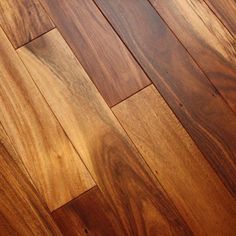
[{"x1": 0, "y1": 0, "x2": 235, "y2": 235}]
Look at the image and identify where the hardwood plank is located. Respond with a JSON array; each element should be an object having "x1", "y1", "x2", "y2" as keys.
[
  {"x1": 52, "y1": 186, "x2": 126, "y2": 236},
  {"x1": 18, "y1": 29, "x2": 192, "y2": 235},
  {"x1": 0, "y1": 123, "x2": 61, "y2": 235},
  {"x1": 0, "y1": 27, "x2": 95, "y2": 211},
  {"x1": 94, "y1": 0, "x2": 236, "y2": 196},
  {"x1": 113, "y1": 85, "x2": 236, "y2": 235},
  {"x1": 38, "y1": 0, "x2": 150, "y2": 107},
  {"x1": 205, "y1": 0, "x2": 236, "y2": 36},
  {"x1": 0, "y1": 0, "x2": 54, "y2": 48},
  {"x1": 149, "y1": 0, "x2": 236, "y2": 113}
]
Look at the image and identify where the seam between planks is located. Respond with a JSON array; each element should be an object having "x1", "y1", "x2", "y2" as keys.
[
  {"x1": 202, "y1": 0, "x2": 235, "y2": 39},
  {"x1": 15, "y1": 45, "x2": 97, "y2": 211},
  {"x1": 17, "y1": 33, "x2": 192, "y2": 231},
  {"x1": 92, "y1": 0, "x2": 236, "y2": 197}
]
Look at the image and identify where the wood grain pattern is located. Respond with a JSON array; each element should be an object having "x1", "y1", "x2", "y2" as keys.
[
  {"x1": 0, "y1": 0, "x2": 54, "y2": 48},
  {"x1": 94, "y1": 0, "x2": 236, "y2": 196},
  {"x1": 0, "y1": 123, "x2": 62, "y2": 235},
  {"x1": 38, "y1": 0, "x2": 150, "y2": 107},
  {"x1": 0, "y1": 27, "x2": 95, "y2": 211},
  {"x1": 113, "y1": 85, "x2": 236, "y2": 235},
  {"x1": 149, "y1": 0, "x2": 236, "y2": 113},
  {"x1": 18, "y1": 29, "x2": 192, "y2": 235},
  {"x1": 53, "y1": 186, "x2": 126, "y2": 236},
  {"x1": 205, "y1": 0, "x2": 236, "y2": 36}
]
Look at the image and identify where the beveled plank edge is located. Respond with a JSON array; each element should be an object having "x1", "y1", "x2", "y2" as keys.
[
  {"x1": 51, "y1": 185, "x2": 98, "y2": 213},
  {"x1": 146, "y1": 0, "x2": 236, "y2": 115},
  {"x1": 203, "y1": 0, "x2": 235, "y2": 38},
  {"x1": 92, "y1": 0, "x2": 236, "y2": 196},
  {"x1": 38, "y1": 0, "x2": 152, "y2": 108},
  {"x1": 0, "y1": 26, "x2": 96, "y2": 211}
]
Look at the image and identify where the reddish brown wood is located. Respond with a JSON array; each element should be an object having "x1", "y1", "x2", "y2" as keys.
[
  {"x1": 53, "y1": 186, "x2": 126, "y2": 236},
  {"x1": 39, "y1": 0, "x2": 150, "y2": 107},
  {"x1": 205, "y1": 0, "x2": 236, "y2": 36},
  {"x1": 149, "y1": 0, "x2": 236, "y2": 113},
  {"x1": 94, "y1": 0, "x2": 236, "y2": 196},
  {"x1": 18, "y1": 29, "x2": 192, "y2": 235}
]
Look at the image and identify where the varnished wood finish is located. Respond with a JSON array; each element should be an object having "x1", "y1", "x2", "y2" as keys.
[
  {"x1": 0, "y1": 0, "x2": 54, "y2": 48},
  {"x1": 149, "y1": 0, "x2": 236, "y2": 113},
  {"x1": 94, "y1": 0, "x2": 236, "y2": 196},
  {"x1": 205, "y1": 0, "x2": 236, "y2": 36},
  {"x1": 53, "y1": 186, "x2": 125, "y2": 236},
  {"x1": 38, "y1": 0, "x2": 150, "y2": 107},
  {"x1": 18, "y1": 29, "x2": 192, "y2": 235},
  {"x1": 0, "y1": 27, "x2": 95, "y2": 211},
  {"x1": 113, "y1": 85, "x2": 236, "y2": 235},
  {"x1": 0, "y1": 124, "x2": 61, "y2": 235}
]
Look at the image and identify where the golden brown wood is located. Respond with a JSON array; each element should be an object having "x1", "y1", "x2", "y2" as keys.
[
  {"x1": 0, "y1": 0, "x2": 54, "y2": 48},
  {"x1": 0, "y1": 123, "x2": 62, "y2": 235},
  {"x1": 52, "y1": 186, "x2": 125, "y2": 236},
  {"x1": 0, "y1": 27, "x2": 95, "y2": 211},
  {"x1": 113, "y1": 85, "x2": 236, "y2": 235},
  {"x1": 205, "y1": 0, "x2": 236, "y2": 36},
  {"x1": 18, "y1": 29, "x2": 192, "y2": 235},
  {"x1": 38, "y1": 0, "x2": 150, "y2": 107},
  {"x1": 94, "y1": 0, "x2": 236, "y2": 196},
  {"x1": 149, "y1": 0, "x2": 236, "y2": 113}
]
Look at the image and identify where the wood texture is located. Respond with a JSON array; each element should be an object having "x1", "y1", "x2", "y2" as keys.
[
  {"x1": 38, "y1": 0, "x2": 150, "y2": 107},
  {"x1": 0, "y1": 27, "x2": 95, "y2": 211},
  {"x1": 0, "y1": 123, "x2": 61, "y2": 235},
  {"x1": 149, "y1": 0, "x2": 236, "y2": 113},
  {"x1": 18, "y1": 29, "x2": 192, "y2": 235},
  {"x1": 113, "y1": 85, "x2": 236, "y2": 235},
  {"x1": 94, "y1": 0, "x2": 236, "y2": 196},
  {"x1": 205, "y1": 0, "x2": 236, "y2": 36},
  {"x1": 53, "y1": 186, "x2": 126, "y2": 236},
  {"x1": 0, "y1": 0, "x2": 54, "y2": 48}
]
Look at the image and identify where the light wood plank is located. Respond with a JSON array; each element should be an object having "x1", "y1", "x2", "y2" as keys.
[
  {"x1": 149, "y1": 0, "x2": 236, "y2": 113},
  {"x1": 18, "y1": 29, "x2": 192, "y2": 235},
  {"x1": 53, "y1": 186, "x2": 125, "y2": 236},
  {"x1": 0, "y1": 27, "x2": 95, "y2": 211},
  {"x1": 0, "y1": 123, "x2": 61, "y2": 235},
  {"x1": 205, "y1": 0, "x2": 236, "y2": 36},
  {"x1": 113, "y1": 85, "x2": 236, "y2": 235},
  {"x1": 0, "y1": 0, "x2": 54, "y2": 48},
  {"x1": 94, "y1": 0, "x2": 236, "y2": 196},
  {"x1": 38, "y1": 0, "x2": 150, "y2": 107}
]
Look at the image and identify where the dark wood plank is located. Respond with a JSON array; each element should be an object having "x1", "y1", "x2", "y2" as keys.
[
  {"x1": 94, "y1": 0, "x2": 236, "y2": 196},
  {"x1": 113, "y1": 85, "x2": 236, "y2": 235},
  {"x1": 0, "y1": 0, "x2": 54, "y2": 48},
  {"x1": 149, "y1": 0, "x2": 236, "y2": 113},
  {"x1": 0, "y1": 27, "x2": 95, "y2": 211},
  {"x1": 53, "y1": 186, "x2": 126, "y2": 236},
  {"x1": 18, "y1": 29, "x2": 192, "y2": 235},
  {"x1": 205, "y1": 0, "x2": 236, "y2": 36},
  {"x1": 38, "y1": 0, "x2": 150, "y2": 107},
  {"x1": 0, "y1": 124, "x2": 61, "y2": 235}
]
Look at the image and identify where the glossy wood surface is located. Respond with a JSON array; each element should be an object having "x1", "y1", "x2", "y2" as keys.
[
  {"x1": 38, "y1": 0, "x2": 150, "y2": 107},
  {"x1": 205, "y1": 0, "x2": 236, "y2": 36},
  {"x1": 149, "y1": 0, "x2": 236, "y2": 113},
  {"x1": 0, "y1": 27, "x2": 95, "y2": 211},
  {"x1": 53, "y1": 186, "x2": 125, "y2": 236},
  {"x1": 0, "y1": 0, "x2": 54, "y2": 48},
  {"x1": 0, "y1": 124, "x2": 61, "y2": 235},
  {"x1": 94, "y1": 0, "x2": 236, "y2": 196},
  {"x1": 18, "y1": 29, "x2": 192, "y2": 235},
  {"x1": 0, "y1": 0, "x2": 236, "y2": 234},
  {"x1": 113, "y1": 85, "x2": 236, "y2": 235}
]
